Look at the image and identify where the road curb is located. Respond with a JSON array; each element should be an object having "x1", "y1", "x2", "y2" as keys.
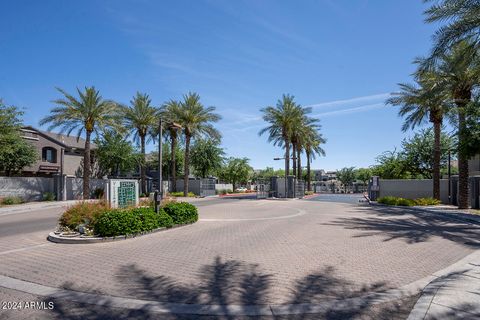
[{"x1": 47, "y1": 223, "x2": 195, "y2": 244}]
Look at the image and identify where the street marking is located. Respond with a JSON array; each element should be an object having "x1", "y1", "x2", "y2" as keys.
[
  {"x1": 200, "y1": 208, "x2": 307, "y2": 222},
  {"x1": 0, "y1": 243, "x2": 51, "y2": 256}
]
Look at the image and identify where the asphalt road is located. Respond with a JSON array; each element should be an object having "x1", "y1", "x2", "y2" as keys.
[{"x1": 0, "y1": 206, "x2": 64, "y2": 239}]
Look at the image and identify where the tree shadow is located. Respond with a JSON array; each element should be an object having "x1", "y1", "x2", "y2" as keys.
[
  {"x1": 327, "y1": 206, "x2": 480, "y2": 247},
  {"x1": 41, "y1": 257, "x2": 417, "y2": 319}
]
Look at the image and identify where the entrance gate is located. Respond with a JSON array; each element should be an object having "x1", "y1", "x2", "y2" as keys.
[{"x1": 256, "y1": 180, "x2": 270, "y2": 199}]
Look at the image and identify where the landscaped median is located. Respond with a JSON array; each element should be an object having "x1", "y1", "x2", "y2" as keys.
[
  {"x1": 376, "y1": 196, "x2": 440, "y2": 207},
  {"x1": 48, "y1": 200, "x2": 198, "y2": 244}
]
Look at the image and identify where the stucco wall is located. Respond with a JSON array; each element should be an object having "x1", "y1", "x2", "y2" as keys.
[
  {"x1": 63, "y1": 153, "x2": 83, "y2": 176},
  {"x1": 65, "y1": 177, "x2": 107, "y2": 200},
  {"x1": 378, "y1": 179, "x2": 449, "y2": 203},
  {"x1": 0, "y1": 177, "x2": 54, "y2": 201}
]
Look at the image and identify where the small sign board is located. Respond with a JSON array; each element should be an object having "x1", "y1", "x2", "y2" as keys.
[{"x1": 108, "y1": 179, "x2": 139, "y2": 208}]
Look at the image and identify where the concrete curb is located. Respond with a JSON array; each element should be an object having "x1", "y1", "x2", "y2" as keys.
[
  {"x1": 369, "y1": 202, "x2": 480, "y2": 224},
  {"x1": 47, "y1": 223, "x2": 195, "y2": 244}
]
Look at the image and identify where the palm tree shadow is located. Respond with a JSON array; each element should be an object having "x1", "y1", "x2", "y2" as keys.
[
  {"x1": 328, "y1": 206, "x2": 480, "y2": 247},
  {"x1": 41, "y1": 256, "x2": 418, "y2": 319}
]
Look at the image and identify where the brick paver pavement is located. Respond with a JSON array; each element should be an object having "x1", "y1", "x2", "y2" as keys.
[{"x1": 0, "y1": 198, "x2": 478, "y2": 307}]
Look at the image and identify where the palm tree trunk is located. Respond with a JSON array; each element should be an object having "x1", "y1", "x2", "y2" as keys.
[
  {"x1": 432, "y1": 121, "x2": 441, "y2": 200},
  {"x1": 292, "y1": 143, "x2": 297, "y2": 177},
  {"x1": 297, "y1": 148, "x2": 301, "y2": 179},
  {"x1": 457, "y1": 108, "x2": 469, "y2": 209},
  {"x1": 140, "y1": 135, "x2": 146, "y2": 195},
  {"x1": 184, "y1": 134, "x2": 191, "y2": 196},
  {"x1": 171, "y1": 133, "x2": 177, "y2": 192},
  {"x1": 83, "y1": 130, "x2": 92, "y2": 199},
  {"x1": 306, "y1": 151, "x2": 311, "y2": 191},
  {"x1": 285, "y1": 139, "x2": 290, "y2": 176}
]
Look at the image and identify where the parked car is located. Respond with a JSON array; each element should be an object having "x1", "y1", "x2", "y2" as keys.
[{"x1": 235, "y1": 187, "x2": 248, "y2": 193}]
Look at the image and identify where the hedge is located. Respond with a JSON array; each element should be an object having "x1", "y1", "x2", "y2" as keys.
[
  {"x1": 377, "y1": 196, "x2": 441, "y2": 207},
  {"x1": 93, "y1": 207, "x2": 173, "y2": 237},
  {"x1": 162, "y1": 202, "x2": 198, "y2": 224}
]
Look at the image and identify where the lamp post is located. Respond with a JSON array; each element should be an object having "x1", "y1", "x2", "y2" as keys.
[
  {"x1": 155, "y1": 119, "x2": 182, "y2": 213},
  {"x1": 274, "y1": 156, "x2": 297, "y2": 198},
  {"x1": 448, "y1": 149, "x2": 451, "y2": 204}
]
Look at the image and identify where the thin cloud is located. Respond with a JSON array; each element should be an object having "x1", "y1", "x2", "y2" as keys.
[
  {"x1": 312, "y1": 103, "x2": 387, "y2": 117},
  {"x1": 307, "y1": 93, "x2": 390, "y2": 109}
]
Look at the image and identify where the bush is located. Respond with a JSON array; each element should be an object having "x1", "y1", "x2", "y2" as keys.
[
  {"x1": 414, "y1": 197, "x2": 441, "y2": 206},
  {"x1": 43, "y1": 192, "x2": 56, "y2": 201},
  {"x1": 396, "y1": 198, "x2": 415, "y2": 206},
  {"x1": 1, "y1": 196, "x2": 24, "y2": 205},
  {"x1": 377, "y1": 196, "x2": 398, "y2": 205},
  {"x1": 93, "y1": 207, "x2": 174, "y2": 237},
  {"x1": 162, "y1": 202, "x2": 198, "y2": 224},
  {"x1": 59, "y1": 201, "x2": 110, "y2": 230},
  {"x1": 169, "y1": 191, "x2": 195, "y2": 197},
  {"x1": 305, "y1": 191, "x2": 314, "y2": 196},
  {"x1": 93, "y1": 188, "x2": 104, "y2": 199}
]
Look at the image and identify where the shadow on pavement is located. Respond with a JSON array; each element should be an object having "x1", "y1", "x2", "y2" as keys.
[
  {"x1": 40, "y1": 256, "x2": 418, "y2": 319},
  {"x1": 327, "y1": 205, "x2": 480, "y2": 248}
]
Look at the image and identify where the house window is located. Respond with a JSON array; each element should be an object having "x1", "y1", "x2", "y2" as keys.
[{"x1": 42, "y1": 147, "x2": 57, "y2": 163}]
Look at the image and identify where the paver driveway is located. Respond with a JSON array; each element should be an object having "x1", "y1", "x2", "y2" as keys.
[{"x1": 0, "y1": 196, "x2": 479, "y2": 318}]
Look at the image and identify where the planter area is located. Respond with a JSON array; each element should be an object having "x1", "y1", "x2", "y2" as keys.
[{"x1": 48, "y1": 200, "x2": 198, "y2": 244}]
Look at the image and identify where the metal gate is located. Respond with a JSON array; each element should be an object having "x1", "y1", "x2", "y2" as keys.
[
  {"x1": 295, "y1": 179, "x2": 305, "y2": 198},
  {"x1": 200, "y1": 178, "x2": 216, "y2": 197},
  {"x1": 256, "y1": 180, "x2": 270, "y2": 199}
]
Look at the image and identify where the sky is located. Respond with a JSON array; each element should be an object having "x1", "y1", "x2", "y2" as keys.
[{"x1": 0, "y1": 0, "x2": 440, "y2": 171}]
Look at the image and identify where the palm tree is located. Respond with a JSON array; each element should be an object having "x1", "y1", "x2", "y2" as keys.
[
  {"x1": 387, "y1": 68, "x2": 449, "y2": 200},
  {"x1": 40, "y1": 87, "x2": 120, "y2": 199},
  {"x1": 430, "y1": 41, "x2": 480, "y2": 208},
  {"x1": 293, "y1": 115, "x2": 321, "y2": 180},
  {"x1": 160, "y1": 99, "x2": 182, "y2": 193},
  {"x1": 122, "y1": 92, "x2": 158, "y2": 195},
  {"x1": 424, "y1": 0, "x2": 480, "y2": 59},
  {"x1": 304, "y1": 128, "x2": 326, "y2": 191},
  {"x1": 259, "y1": 94, "x2": 303, "y2": 177},
  {"x1": 175, "y1": 92, "x2": 221, "y2": 196}
]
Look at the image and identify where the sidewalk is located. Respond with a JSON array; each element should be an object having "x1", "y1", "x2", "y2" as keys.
[
  {"x1": 393, "y1": 205, "x2": 480, "y2": 319},
  {"x1": 407, "y1": 250, "x2": 480, "y2": 319}
]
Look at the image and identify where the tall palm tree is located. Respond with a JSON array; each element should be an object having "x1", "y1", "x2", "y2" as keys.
[
  {"x1": 160, "y1": 99, "x2": 182, "y2": 192},
  {"x1": 122, "y1": 92, "x2": 158, "y2": 195},
  {"x1": 424, "y1": 0, "x2": 480, "y2": 59},
  {"x1": 175, "y1": 92, "x2": 221, "y2": 196},
  {"x1": 304, "y1": 128, "x2": 326, "y2": 191},
  {"x1": 429, "y1": 41, "x2": 480, "y2": 208},
  {"x1": 40, "y1": 87, "x2": 120, "y2": 199},
  {"x1": 387, "y1": 68, "x2": 449, "y2": 200},
  {"x1": 292, "y1": 114, "x2": 320, "y2": 180},
  {"x1": 259, "y1": 94, "x2": 303, "y2": 177}
]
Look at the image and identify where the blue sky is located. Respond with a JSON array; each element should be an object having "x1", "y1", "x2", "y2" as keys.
[{"x1": 0, "y1": 0, "x2": 438, "y2": 170}]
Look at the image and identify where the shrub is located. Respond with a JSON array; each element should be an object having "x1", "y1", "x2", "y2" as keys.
[
  {"x1": 1, "y1": 196, "x2": 24, "y2": 205},
  {"x1": 162, "y1": 202, "x2": 198, "y2": 224},
  {"x1": 305, "y1": 191, "x2": 314, "y2": 196},
  {"x1": 414, "y1": 197, "x2": 441, "y2": 206},
  {"x1": 377, "y1": 196, "x2": 398, "y2": 205},
  {"x1": 93, "y1": 188, "x2": 104, "y2": 199},
  {"x1": 43, "y1": 192, "x2": 56, "y2": 201},
  {"x1": 59, "y1": 201, "x2": 109, "y2": 230},
  {"x1": 169, "y1": 191, "x2": 195, "y2": 197},
  {"x1": 396, "y1": 198, "x2": 415, "y2": 206},
  {"x1": 93, "y1": 207, "x2": 175, "y2": 237}
]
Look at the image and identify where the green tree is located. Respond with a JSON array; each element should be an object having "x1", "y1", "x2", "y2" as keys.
[
  {"x1": 218, "y1": 157, "x2": 253, "y2": 191},
  {"x1": 40, "y1": 87, "x2": 120, "y2": 199},
  {"x1": 303, "y1": 126, "x2": 326, "y2": 191},
  {"x1": 401, "y1": 128, "x2": 456, "y2": 179},
  {"x1": 175, "y1": 92, "x2": 221, "y2": 196},
  {"x1": 95, "y1": 131, "x2": 139, "y2": 177},
  {"x1": 336, "y1": 167, "x2": 356, "y2": 193},
  {"x1": 424, "y1": 0, "x2": 480, "y2": 58},
  {"x1": 146, "y1": 143, "x2": 184, "y2": 181},
  {"x1": 422, "y1": 41, "x2": 480, "y2": 208},
  {"x1": 371, "y1": 150, "x2": 410, "y2": 179},
  {"x1": 355, "y1": 168, "x2": 373, "y2": 188},
  {"x1": 0, "y1": 101, "x2": 38, "y2": 176},
  {"x1": 259, "y1": 94, "x2": 304, "y2": 177},
  {"x1": 122, "y1": 92, "x2": 158, "y2": 195},
  {"x1": 160, "y1": 100, "x2": 183, "y2": 192},
  {"x1": 190, "y1": 139, "x2": 225, "y2": 178},
  {"x1": 387, "y1": 67, "x2": 450, "y2": 199}
]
